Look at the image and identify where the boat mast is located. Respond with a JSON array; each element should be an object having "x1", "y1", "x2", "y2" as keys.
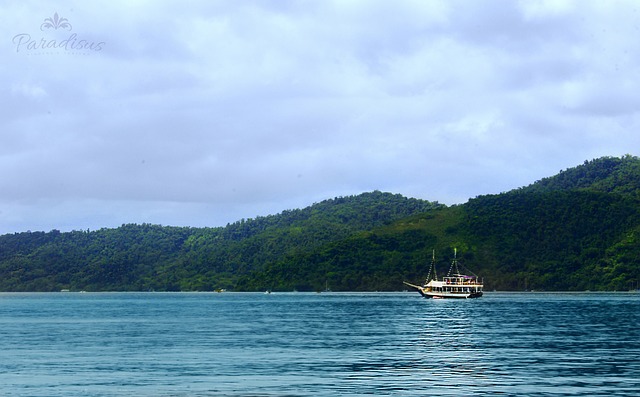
[
  {"x1": 425, "y1": 250, "x2": 437, "y2": 283},
  {"x1": 432, "y1": 250, "x2": 437, "y2": 281},
  {"x1": 447, "y1": 247, "x2": 461, "y2": 277}
]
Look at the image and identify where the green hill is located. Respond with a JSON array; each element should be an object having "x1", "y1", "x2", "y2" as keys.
[
  {"x1": 466, "y1": 154, "x2": 640, "y2": 290},
  {"x1": 0, "y1": 191, "x2": 441, "y2": 291},
  {"x1": 242, "y1": 155, "x2": 640, "y2": 292},
  {"x1": 1, "y1": 155, "x2": 639, "y2": 292},
  {"x1": 520, "y1": 154, "x2": 640, "y2": 196}
]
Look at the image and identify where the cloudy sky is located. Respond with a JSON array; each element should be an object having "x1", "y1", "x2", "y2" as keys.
[{"x1": 1, "y1": 0, "x2": 639, "y2": 234}]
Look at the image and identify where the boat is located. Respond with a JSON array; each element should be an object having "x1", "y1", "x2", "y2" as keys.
[{"x1": 404, "y1": 248, "x2": 483, "y2": 299}]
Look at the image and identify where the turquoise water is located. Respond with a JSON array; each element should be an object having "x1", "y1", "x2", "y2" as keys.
[{"x1": 0, "y1": 292, "x2": 638, "y2": 396}]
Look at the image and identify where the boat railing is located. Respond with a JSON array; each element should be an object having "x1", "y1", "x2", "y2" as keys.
[{"x1": 443, "y1": 276, "x2": 483, "y2": 286}]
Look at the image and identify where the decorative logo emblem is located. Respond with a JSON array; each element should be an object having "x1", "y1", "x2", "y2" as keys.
[{"x1": 40, "y1": 12, "x2": 73, "y2": 31}]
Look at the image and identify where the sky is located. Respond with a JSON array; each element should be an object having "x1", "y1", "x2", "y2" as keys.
[{"x1": 1, "y1": 0, "x2": 640, "y2": 234}]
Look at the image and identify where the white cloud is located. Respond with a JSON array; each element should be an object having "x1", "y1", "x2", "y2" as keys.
[
  {"x1": 11, "y1": 83, "x2": 47, "y2": 100},
  {"x1": 1, "y1": 0, "x2": 639, "y2": 233}
]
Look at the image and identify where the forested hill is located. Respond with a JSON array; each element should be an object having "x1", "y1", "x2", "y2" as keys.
[
  {"x1": 0, "y1": 191, "x2": 442, "y2": 291},
  {"x1": 462, "y1": 154, "x2": 640, "y2": 290},
  {"x1": 239, "y1": 155, "x2": 640, "y2": 292},
  {"x1": 519, "y1": 154, "x2": 640, "y2": 196},
  {"x1": 1, "y1": 156, "x2": 639, "y2": 292}
]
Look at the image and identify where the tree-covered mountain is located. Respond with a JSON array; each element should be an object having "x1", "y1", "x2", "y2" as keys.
[
  {"x1": 0, "y1": 191, "x2": 441, "y2": 291},
  {"x1": 239, "y1": 155, "x2": 640, "y2": 292},
  {"x1": 465, "y1": 154, "x2": 640, "y2": 290},
  {"x1": 519, "y1": 154, "x2": 640, "y2": 197},
  {"x1": 1, "y1": 155, "x2": 639, "y2": 292}
]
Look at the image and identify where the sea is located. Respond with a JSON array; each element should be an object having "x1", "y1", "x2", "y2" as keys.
[{"x1": 0, "y1": 291, "x2": 638, "y2": 396}]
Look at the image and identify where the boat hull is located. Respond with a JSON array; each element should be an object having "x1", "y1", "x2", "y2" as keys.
[
  {"x1": 404, "y1": 281, "x2": 483, "y2": 299},
  {"x1": 420, "y1": 290, "x2": 483, "y2": 299}
]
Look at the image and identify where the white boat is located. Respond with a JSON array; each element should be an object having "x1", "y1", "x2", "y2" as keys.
[{"x1": 404, "y1": 249, "x2": 483, "y2": 299}]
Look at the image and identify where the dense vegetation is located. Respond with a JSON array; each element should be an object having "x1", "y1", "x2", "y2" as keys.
[
  {"x1": 0, "y1": 192, "x2": 441, "y2": 291},
  {"x1": 1, "y1": 156, "x2": 639, "y2": 292}
]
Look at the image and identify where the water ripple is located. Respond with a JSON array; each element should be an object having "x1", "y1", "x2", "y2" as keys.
[{"x1": 0, "y1": 292, "x2": 639, "y2": 396}]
